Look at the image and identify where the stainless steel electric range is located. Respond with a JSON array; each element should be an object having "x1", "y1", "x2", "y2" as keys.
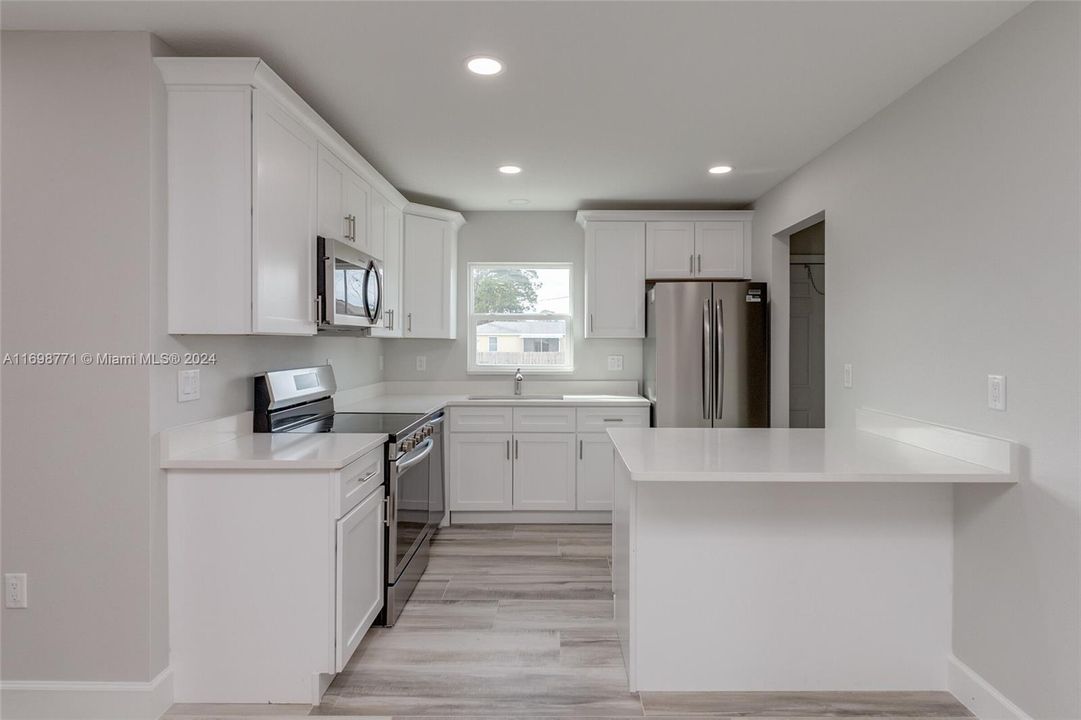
[{"x1": 253, "y1": 365, "x2": 443, "y2": 626}]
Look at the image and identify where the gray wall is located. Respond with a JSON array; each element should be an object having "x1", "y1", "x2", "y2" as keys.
[
  {"x1": 751, "y1": 4, "x2": 1080, "y2": 717},
  {"x1": 383, "y1": 211, "x2": 643, "y2": 382},
  {"x1": 0, "y1": 30, "x2": 385, "y2": 683}
]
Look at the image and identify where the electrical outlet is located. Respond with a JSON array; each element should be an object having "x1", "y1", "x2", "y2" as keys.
[
  {"x1": 5, "y1": 573, "x2": 27, "y2": 609},
  {"x1": 177, "y1": 369, "x2": 200, "y2": 402},
  {"x1": 416, "y1": 355, "x2": 427, "y2": 372},
  {"x1": 988, "y1": 375, "x2": 1006, "y2": 411},
  {"x1": 607, "y1": 355, "x2": 624, "y2": 371},
  {"x1": 843, "y1": 363, "x2": 853, "y2": 389}
]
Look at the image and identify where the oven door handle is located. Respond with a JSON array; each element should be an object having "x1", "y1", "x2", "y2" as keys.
[{"x1": 396, "y1": 437, "x2": 434, "y2": 472}]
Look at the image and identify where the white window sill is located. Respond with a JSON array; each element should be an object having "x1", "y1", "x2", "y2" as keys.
[{"x1": 467, "y1": 367, "x2": 576, "y2": 375}]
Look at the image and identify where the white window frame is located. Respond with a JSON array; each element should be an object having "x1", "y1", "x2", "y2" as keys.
[{"x1": 467, "y1": 262, "x2": 574, "y2": 374}]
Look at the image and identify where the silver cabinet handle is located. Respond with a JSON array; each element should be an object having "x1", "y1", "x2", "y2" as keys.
[
  {"x1": 697, "y1": 254, "x2": 702, "y2": 273},
  {"x1": 590, "y1": 313, "x2": 594, "y2": 333},
  {"x1": 382, "y1": 496, "x2": 390, "y2": 527},
  {"x1": 690, "y1": 254, "x2": 694, "y2": 274},
  {"x1": 506, "y1": 439, "x2": 510, "y2": 460},
  {"x1": 514, "y1": 439, "x2": 519, "y2": 460},
  {"x1": 384, "y1": 308, "x2": 393, "y2": 329},
  {"x1": 344, "y1": 214, "x2": 351, "y2": 240},
  {"x1": 407, "y1": 312, "x2": 412, "y2": 332},
  {"x1": 603, "y1": 418, "x2": 623, "y2": 422},
  {"x1": 715, "y1": 298, "x2": 724, "y2": 420},
  {"x1": 579, "y1": 439, "x2": 583, "y2": 460},
  {"x1": 702, "y1": 299, "x2": 712, "y2": 420}
]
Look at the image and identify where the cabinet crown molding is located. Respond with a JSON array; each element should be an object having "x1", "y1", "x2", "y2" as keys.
[
  {"x1": 155, "y1": 56, "x2": 408, "y2": 211},
  {"x1": 405, "y1": 202, "x2": 466, "y2": 229},
  {"x1": 575, "y1": 209, "x2": 754, "y2": 228}
]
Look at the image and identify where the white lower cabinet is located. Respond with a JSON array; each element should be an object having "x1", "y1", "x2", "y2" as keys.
[
  {"x1": 335, "y1": 486, "x2": 384, "y2": 672},
  {"x1": 576, "y1": 433, "x2": 615, "y2": 511},
  {"x1": 448, "y1": 433, "x2": 513, "y2": 510},
  {"x1": 513, "y1": 433, "x2": 577, "y2": 511}
]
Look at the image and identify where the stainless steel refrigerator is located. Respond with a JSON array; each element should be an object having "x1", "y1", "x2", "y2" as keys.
[{"x1": 644, "y1": 281, "x2": 769, "y2": 427}]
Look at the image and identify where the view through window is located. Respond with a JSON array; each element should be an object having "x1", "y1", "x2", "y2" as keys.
[{"x1": 468, "y1": 263, "x2": 573, "y2": 372}]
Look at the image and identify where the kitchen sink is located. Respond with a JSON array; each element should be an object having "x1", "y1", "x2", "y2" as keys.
[{"x1": 466, "y1": 394, "x2": 565, "y2": 400}]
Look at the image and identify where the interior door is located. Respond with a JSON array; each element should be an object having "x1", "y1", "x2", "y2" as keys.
[
  {"x1": 648, "y1": 282, "x2": 714, "y2": 428},
  {"x1": 789, "y1": 263, "x2": 825, "y2": 427},
  {"x1": 712, "y1": 281, "x2": 770, "y2": 428},
  {"x1": 336, "y1": 486, "x2": 384, "y2": 671}
]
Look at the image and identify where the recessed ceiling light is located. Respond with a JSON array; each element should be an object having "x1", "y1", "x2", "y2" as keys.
[
  {"x1": 466, "y1": 56, "x2": 504, "y2": 76},
  {"x1": 498, "y1": 165, "x2": 522, "y2": 175},
  {"x1": 509, "y1": 198, "x2": 531, "y2": 206},
  {"x1": 708, "y1": 165, "x2": 733, "y2": 175}
]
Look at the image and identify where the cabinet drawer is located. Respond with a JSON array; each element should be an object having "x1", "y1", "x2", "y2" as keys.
[
  {"x1": 449, "y1": 406, "x2": 513, "y2": 432},
  {"x1": 513, "y1": 407, "x2": 576, "y2": 433},
  {"x1": 576, "y1": 407, "x2": 649, "y2": 433},
  {"x1": 337, "y1": 447, "x2": 384, "y2": 518}
]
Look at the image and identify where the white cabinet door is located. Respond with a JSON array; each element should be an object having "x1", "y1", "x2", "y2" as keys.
[
  {"x1": 646, "y1": 221, "x2": 696, "y2": 279},
  {"x1": 585, "y1": 222, "x2": 646, "y2": 338},
  {"x1": 370, "y1": 202, "x2": 403, "y2": 338},
  {"x1": 403, "y1": 213, "x2": 456, "y2": 339},
  {"x1": 251, "y1": 90, "x2": 317, "y2": 335},
  {"x1": 335, "y1": 486, "x2": 384, "y2": 672},
  {"x1": 368, "y1": 190, "x2": 388, "y2": 262},
  {"x1": 513, "y1": 433, "x2": 576, "y2": 511},
  {"x1": 317, "y1": 145, "x2": 348, "y2": 243},
  {"x1": 448, "y1": 433, "x2": 512, "y2": 510},
  {"x1": 695, "y1": 221, "x2": 746, "y2": 278},
  {"x1": 577, "y1": 433, "x2": 614, "y2": 511},
  {"x1": 344, "y1": 170, "x2": 371, "y2": 254}
]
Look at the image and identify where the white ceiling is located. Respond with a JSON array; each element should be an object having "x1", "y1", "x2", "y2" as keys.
[{"x1": 2, "y1": 1, "x2": 1024, "y2": 211}]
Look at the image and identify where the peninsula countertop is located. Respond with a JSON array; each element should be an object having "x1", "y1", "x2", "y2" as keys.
[
  {"x1": 160, "y1": 432, "x2": 387, "y2": 470},
  {"x1": 608, "y1": 427, "x2": 1015, "y2": 483}
]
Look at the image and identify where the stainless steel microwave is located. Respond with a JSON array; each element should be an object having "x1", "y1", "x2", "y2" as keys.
[{"x1": 316, "y1": 236, "x2": 383, "y2": 333}]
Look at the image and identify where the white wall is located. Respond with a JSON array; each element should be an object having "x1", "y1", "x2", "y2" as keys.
[
  {"x1": 1, "y1": 30, "x2": 385, "y2": 685},
  {"x1": 751, "y1": 4, "x2": 1080, "y2": 717},
  {"x1": 384, "y1": 211, "x2": 643, "y2": 383}
]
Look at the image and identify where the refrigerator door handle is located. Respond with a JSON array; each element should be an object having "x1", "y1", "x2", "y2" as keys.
[
  {"x1": 702, "y1": 299, "x2": 712, "y2": 420},
  {"x1": 714, "y1": 298, "x2": 724, "y2": 420}
]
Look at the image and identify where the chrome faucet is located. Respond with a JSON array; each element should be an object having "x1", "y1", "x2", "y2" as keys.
[{"x1": 514, "y1": 368, "x2": 524, "y2": 396}]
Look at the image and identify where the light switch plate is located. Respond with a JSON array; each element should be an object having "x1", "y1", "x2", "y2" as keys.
[
  {"x1": 607, "y1": 355, "x2": 624, "y2": 371},
  {"x1": 843, "y1": 363, "x2": 853, "y2": 389},
  {"x1": 177, "y1": 369, "x2": 200, "y2": 402},
  {"x1": 988, "y1": 374, "x2": 1006, "y2": 411},
  {"x1": 416, "y1": 356, "x2": 427, "y2": 372}
]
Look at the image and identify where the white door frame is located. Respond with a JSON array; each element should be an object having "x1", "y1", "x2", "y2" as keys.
[{"x1": 769, "y1": 210, "x2": 825, "y2": 428}]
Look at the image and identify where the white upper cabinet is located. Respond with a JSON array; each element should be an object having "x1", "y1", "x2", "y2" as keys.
[
  {"x1": 695, "y1": 221, "x2": 746, "y2": 278},
  {"x1": 579, "y1": 211, "x2": 753, "y2": 281},
  {"x1": 402, "y1": 205, "x2": 464, "y2": 339},
  {"x1": 157, "y1": 57, "x2": 434, "y2": 336},
  {"x1": 584, "y1": 221, "x2": 646, "y2": 339},
  {"x1": 370, "y1": 198, "x2": 402, "y2": 338},
  {"x1": 251, "y1": 91, "x2": 318, "y2": 335},
  {"x1": 644, "y1": 216, "x2": 751, "y2": 279},
  {"x1": 317, "y1": 145, "x2": 372, "y2": 254},
  {"x1": 645, "y1": 222, "x2": 696, "y2": 279}
]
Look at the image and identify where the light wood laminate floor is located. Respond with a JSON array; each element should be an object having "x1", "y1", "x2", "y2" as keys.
[{"x1": 167, "y1": 524, "x2": 973, "y2": 720}]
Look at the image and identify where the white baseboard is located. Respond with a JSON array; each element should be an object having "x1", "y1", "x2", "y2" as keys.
[
  {"x1": 450, "y1": 510, "x2": 611, "y2": 524},
  {"x1": 948, "y1": 655, "x2": 1032, "y2": 720},
  {"x1": 0, "y1": 666, "x2": 173, "y2": 720}
]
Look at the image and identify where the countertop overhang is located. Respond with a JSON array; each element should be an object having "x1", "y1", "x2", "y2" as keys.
[{"x1": 609, "y1": 410, "x2": 1018, "y2": 484}]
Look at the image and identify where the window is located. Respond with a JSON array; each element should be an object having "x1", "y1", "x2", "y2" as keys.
[{"x1": 468, "y1": 263, "x2": 573, "y2": 373}]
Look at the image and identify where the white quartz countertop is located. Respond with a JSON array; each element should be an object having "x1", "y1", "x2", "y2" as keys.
[
  {"x1": 336, "y1": 393, "x2": 649, "y2": 414},
  {"x1": 608, "y1": 427, "x2": 1015, "y2": 483},
  {"x1": 161, "y1": 432, "x2": 387, "y2": 470}
]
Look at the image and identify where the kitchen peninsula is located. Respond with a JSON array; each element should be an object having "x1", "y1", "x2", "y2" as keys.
[{"x1": 609, "y1": 409, "x2": 1017, "y2": 694}]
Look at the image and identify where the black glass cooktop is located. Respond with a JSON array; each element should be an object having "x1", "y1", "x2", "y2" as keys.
[{"x1": 288, "y1": 412, "x2": 425, "y2": 437}]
